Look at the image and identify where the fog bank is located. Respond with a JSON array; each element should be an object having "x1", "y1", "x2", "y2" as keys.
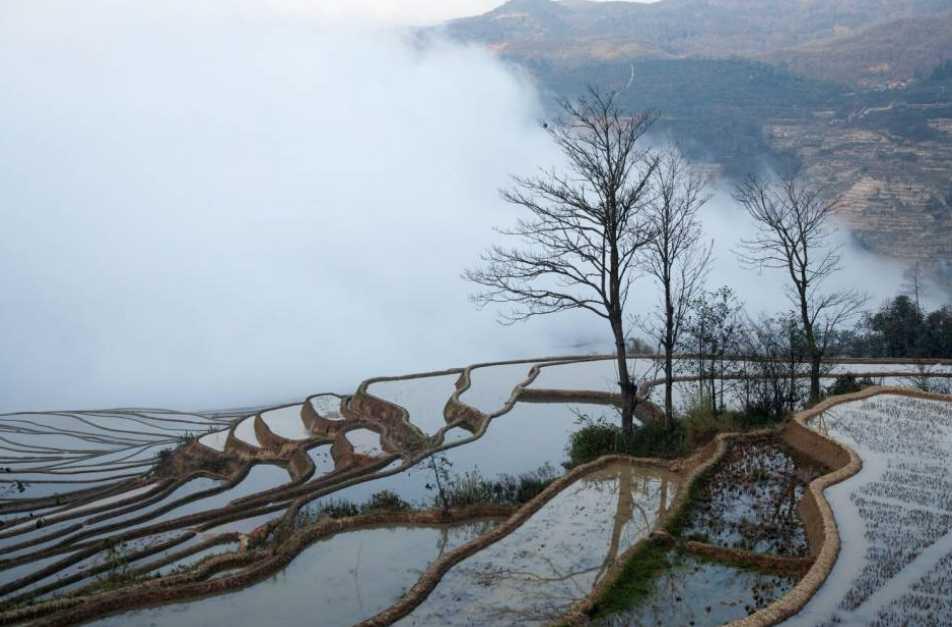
[
  {"x1": 0, "y1": 2, "x2": 584, "y2": 411},
  {"x1": 0, "y1": 2, "x2": 912, "y2": 413}
]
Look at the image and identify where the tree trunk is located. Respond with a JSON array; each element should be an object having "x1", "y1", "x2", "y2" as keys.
[
  {"x1": 809, "y1": 355, "x2": 822, "y2": 403},
  {"x1": 663, "y1": 275, "x2": 674, "y2": 427},
  {"x1": 696, "y1": 335, "x2": 704, "y2": 410},
  {"x1": 612, "y1": 314, "x2": 636, "y2": 436},
  {"x1": 663, "y1": 351, "x2": 673, "y2": 428},
  {"x1": 798, "y1": 285, "x2": 822, "y2": 404},
  {"x1": 608, "y1": 233, "x2": 636, "y2": 436}
]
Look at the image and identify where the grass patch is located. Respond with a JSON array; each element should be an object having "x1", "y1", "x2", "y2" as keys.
[
  {"x1": 295, "y1": 489, "x2": 413, "y2": 526},
  {"x1": 825, "y1": 374, "x2": 877, "y2": 397},
  {"x1": 434, "y1": 464, "x2": 559, "y2": 509},
  {"x1": 590, "y1": 545, "x2": 799, "y2": 623},
  {"x1": 664, "y1": 471, "x2": 705, "y2": 538}
]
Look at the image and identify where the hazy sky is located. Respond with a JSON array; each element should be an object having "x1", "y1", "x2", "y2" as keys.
[{"x1": 0, "y1": 0, "x2": 907, "y2": 413}]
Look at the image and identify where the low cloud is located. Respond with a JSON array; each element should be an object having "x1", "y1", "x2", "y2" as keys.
[
  {"x1": 0, "y1": 2, "x2": 579, "y2": 411},
  {"x1": 0, "y1": 2, "x2": 911, "y2": 413}
]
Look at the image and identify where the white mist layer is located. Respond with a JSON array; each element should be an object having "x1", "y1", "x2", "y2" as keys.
[
  {"x1": 0, "y1": 2, "x2": 583, "y2": 411},
  {"x1": 0, "y1": 2, "x2": 910, "y2": 413}
]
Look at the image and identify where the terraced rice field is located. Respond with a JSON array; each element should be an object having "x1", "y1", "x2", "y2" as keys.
[{"x1": 2, "y1": 356, "x2": 950, "y2": 626}]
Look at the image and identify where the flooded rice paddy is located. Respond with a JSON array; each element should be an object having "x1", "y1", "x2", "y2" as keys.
[
  {"x1": 396, "y1": 462, "x2": 678, "y2": 626},
  {"x1": 97, "y1": 523, "x2": 492, "y2": 627},
  {"x1": 677, "y1": 438, "x2": 825, "y2": 556},
  {"x1": 596, "y1": 550, "x2": 797, "y2": 627}
]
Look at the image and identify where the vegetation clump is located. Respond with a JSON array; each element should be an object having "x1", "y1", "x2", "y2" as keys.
[
  {"x1": 566, "y1": 416, "x2": 688, "y2": 466},
  {"x1": 565, "y1": 404, "x2": 783, "y2": 468},
  {"x1": 296, "y1": 489, "x2": 413, "y2": 526},
  {"x1": 589, "y1": 540, "x2": 672, "y2": 619},
  {"x1": 426, "y1": 461, "x2": 559, "y2": 510},
  {"x1": 151, "y1": 439, "x2": 230, "y2": 479},
  {"x1": 826, "y1": 373, "x2": 876, "y2": 397}
]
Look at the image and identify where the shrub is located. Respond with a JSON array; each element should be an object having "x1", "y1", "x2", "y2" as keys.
[
  {"x1": 684, "y1": 387, "x2": 784, "y2": 433},
  {"x1": 682, "y1": 410, "x2": 736, "y2": 448},
  {"x1": 362, "y1": 490, "x2": 411, "y2": 513},
  {"x1": 565, "y1": 416, "x2": 687, "y2": 468},
  {"x1": 314, "y1": 499, "x2": 360, "y2": 519},
  {"x1": 566, "y1": 418, "x2": 623, "y2": 465},
  {"x1": 299, "y1": 489, "x2": 414, "y2": 524},
  {"x1": 827, "y1": 374, "x2": 864, "y2": 396},
  {"x1": 566, "y1": 399, "x2": 789, "y2": 469}
]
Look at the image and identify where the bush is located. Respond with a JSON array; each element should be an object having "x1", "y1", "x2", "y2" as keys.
[
  {"x1": 566, "y1": 418, "x2": 623, "y2": 465},
  {"x1": 314, "y1": 499, "x2": 360, "y2": 519},
  {"x1": 681, "y1": 409, "x2": 736, "y2": 449},
  {"x1": 294, "y1": 489, "x2": 415, "y2": 528},
  {"x1": 683, "y1": 388, "x2": 783, "y2": 434},
  {"x1": 362, "y1": 490, "x2": 411, "y2": 513},
  {"x1": 731, "y1": 410, "x2": 781, "y2": 430},
  {"x1": 827, "y1": 374, "x2": 863, "y2": 396},
  {"x1": 566, "y1": 400, "x2": 786, "y2": 469},
  {"x1": 565, "y1": 416, "x2": 687, "y2": 468}
]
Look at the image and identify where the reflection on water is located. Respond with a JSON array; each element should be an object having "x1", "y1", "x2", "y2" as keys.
[
  {"x1": 530, "y1": 359, "x2": 655, "y2": 393},
  {"x1": 396, "y1": 462, "x2": 678, "y2": 627},
  {"x1": 95, "y1": 522, "x2": 493, "y2": 627},
  {"x1": 369, "y1": 374, "x2": 459, "y2": 435},
  {"x1": 597, "y1": 550, "x2": 796, "y2": 627},
  {"x1": 308, "y1": 401, "x2": 621, "y2": 510}
]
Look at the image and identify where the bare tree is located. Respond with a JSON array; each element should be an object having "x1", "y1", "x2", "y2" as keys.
[
  {"x1": 640, "y1": 151, "x2": 711, "y2": 424},
  {"x1": 465, "y1": 88, "x2": 658, "y2": 435},
  {"x1": 734, "y1": 176, "x2": 867, "y2": 403}
]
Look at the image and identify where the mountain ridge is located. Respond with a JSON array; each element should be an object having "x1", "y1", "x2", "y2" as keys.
[{"x1": 445, "y1": 0, "x2": 952, "y2": 84}]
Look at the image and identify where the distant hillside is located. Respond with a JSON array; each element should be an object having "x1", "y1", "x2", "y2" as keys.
[
  {"x1": 528, "y1": 57, "x2": 846, "y2": 177},
  {"x1": 765, "y1": 10, "x2": 952, "y2": 87},
  {"x1": 445, "y1": 0, "x2": 952, "y2": 80},
  {"x1": 437, "y1": 0, "x2": 952, "y2": 283}
]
